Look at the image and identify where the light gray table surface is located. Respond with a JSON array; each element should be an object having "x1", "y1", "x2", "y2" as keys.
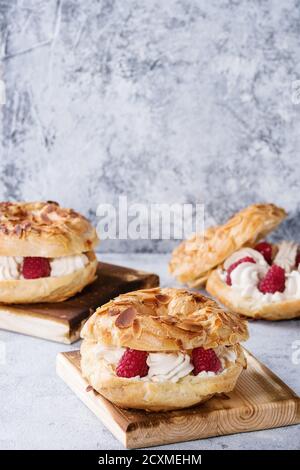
[{"x1": 1, "y1": 253, "x2": 299, "y2": 450}]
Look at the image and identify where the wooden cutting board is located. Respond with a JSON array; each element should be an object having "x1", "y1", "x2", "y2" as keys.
[
  {"x1": 56, "y1": 349, "x2": 300, "y2": 449},
  {"x1": 0, "y1": 262, "x2": 159, "y2": 344}
]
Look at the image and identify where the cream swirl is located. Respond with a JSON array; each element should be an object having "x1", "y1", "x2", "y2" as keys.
[
  {"x1": 224, "y1": 248, "x2": 268, "y2": 270},
  {"x1": 252, "y1": 290, "x2": 285, "y2": 304},
  {"x1": 273, "y1": 241, "x2": 298, "y2": 272},
  {"x1": 50, "y1": 254, "x2": 88, "y2": 277},
  {"x1": 0, "y1": 256, "x2": 21, "y2": 280},
  {"x1": 230, "y1": 262, "x2": 267, "y2": 296},
  {"x1": 146, "y1": 352, "x2": 194, "y2": 383},
  {"x1": 285, "y1": 271, "x2": 300, "y2": 298},
  {"x1": 94, "y1": 344, "x2": 126, "y2": 364},
  {"x1": 217, "y1": 346, "x2": 237, "y2": 368}
]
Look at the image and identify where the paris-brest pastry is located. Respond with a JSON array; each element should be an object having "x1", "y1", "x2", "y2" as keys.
[
  {"x1": 80, "y1": 288, "x2": 248, "y2": 411},
  {"x1": 170, "y1": 203, "x2": 300, "y2": 320},
  {"x1": 0, "y1": 201, "x2": 99, "y2": 303}
]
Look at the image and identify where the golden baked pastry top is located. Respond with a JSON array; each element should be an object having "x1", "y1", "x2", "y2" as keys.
[
  {"x1": 0, "y1": 201, "x2": 99, "y2": 257},
  {"x1": 81, "y1": 287, "x2": 249, "y2": 351},
  {"x1": 169, "y1": 203, "x2": 286, "y2": 287}
]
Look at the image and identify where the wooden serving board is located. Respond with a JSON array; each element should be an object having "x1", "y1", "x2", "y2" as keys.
[
  {"x1": 0, "y1": 262, "x2": 159, "y2": 344},
  {"x1": 56, "y1": 349, "x2": 300, "y2": 449}
]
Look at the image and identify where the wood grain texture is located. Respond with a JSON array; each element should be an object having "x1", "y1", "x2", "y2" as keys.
[
  {"x1": 0, "y1": 262, "x2": 159, "y2": 343},
  {"x1": 56, "y1": 349, "x2": 300, "y2": 449}
]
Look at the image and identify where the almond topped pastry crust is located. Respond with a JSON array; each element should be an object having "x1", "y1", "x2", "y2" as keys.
[
  {"x1": 80, "y1": 288, "x2": 248, "y2": 411},
  {"x1": 169, "y1": 203, "x2": 286, "y2": 287},
  {"x1": 0, "y1": 201, "x2": 98, "y2": 257},
  {"x1": 81, "y1": 287, "x2": 248, "y2": 351}
]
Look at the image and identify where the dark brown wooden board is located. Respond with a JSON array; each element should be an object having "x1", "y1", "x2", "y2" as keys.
[
  {"x1": 56, "y1": 349, "x2": 300, "y2": 449},
  {"x1": 0, "y1": 262, "x2": 159, "y2": 343}
]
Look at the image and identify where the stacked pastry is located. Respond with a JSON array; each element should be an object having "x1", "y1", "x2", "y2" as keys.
[
  {"x1": 170, "y1": 203, "x2": 300, "y2": 320},
  {"x1": 80, "y1": 287, "x2": 248, "y2": 411},
  {"x1": 0, "y1": 201, "x2": 99, "y2": 303}
]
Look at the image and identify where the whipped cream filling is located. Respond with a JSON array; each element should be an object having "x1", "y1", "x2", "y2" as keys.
[
  {"x1": 0, "y1": 256, "x2": 23, "y2": 280},
  {"x1": 50, "y1": 254, "x2": 88, "y2": 277},
  {"x1": 217, "y1": 345, "x2": 237, "y2": 368},
  {"x1": 94, "y1": 343, "x2": 126, "y2": 364},
  {"x1": 0, "y1": 254, "x2": 89, "y2": 280},
  {"x1": 273, "y1": 241, "x2": 298, "y2": 273},
  {"x1": 224, "y1": 248, "x2": 268, "y2": 270},
  {"x1": 94, "y1": 344, "x2": 237, "y2": 382},
  {"x1": 220, "y1": 243, "x2": 300, "y2": 305},
  {"x1": 145, "y1": 352, "x2": 194, "y2": 383},
  {"x1": 230, "y1": 262, "x2": 267, "y2": 293}
]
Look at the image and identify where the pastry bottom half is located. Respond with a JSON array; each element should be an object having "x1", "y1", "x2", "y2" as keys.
[
  {"x1": 206, "y1": 269, "x2": 300, "y2": 321},
  {"x1": 0, "y1": 252, "x2": 98, "y2": 304},
  {"x1": 80, "y1": 341, "x2": 246, "y2": 412}
]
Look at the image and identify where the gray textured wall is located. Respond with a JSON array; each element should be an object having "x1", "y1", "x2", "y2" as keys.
[{"x1": 1, "y1": 0, "x2": 300, "y2": 252}]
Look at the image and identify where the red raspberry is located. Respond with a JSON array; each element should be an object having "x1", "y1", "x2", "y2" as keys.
[
  {"x1": 116, "y1": 349, "x2": 149, "y2": 378},
  {"x1": 192, "y1": 347, "x2": 222, "y2": 375},
  {"x1": 296, "y1": 252, "x2": 300, "y2": 268},
  {"x1": 226, "y1": 256, "x2": 256, "y2": 286},
  {"x1": 22, "y1": 257, "x2": 51, "y2": 279},
  {"x1": 254, "y1": 241, "x2": 273, "y2": 264},
  {"x1": 258, "y1": 265, "x2": 285, "y2": 294}
]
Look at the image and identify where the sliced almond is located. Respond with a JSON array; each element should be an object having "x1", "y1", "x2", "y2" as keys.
[
  {"x1": 214, "y1": 318, "x2": 223, "y2": 328},
  {"x1": 160, "y1": 316, "x2": 177, "y2": 325},
  {"x1": 175, "y1": 339, "x2": 183, "y2": 349},
  {"x1": 142, "y1": 298, "x2": 158, "y2": 307},
  {"x1": 177, "y1": 321, "x2": 203, "y2": 332},
  {"x1": 155, "y1": 294, "x2": 170, "y2": 304},
  {"x1": 132, "y1": 318, "x2": 142, "y2": 337},
  {"x1": 41, "y1": 212, "x2": 51, "y2": 224},
  {"x1": 14, "y1": 224, "x2": 22, "y2": 236},
  {"x1": 115, "y1": 307, "x2": 137, "y2": 328},
  {"x1": 193, "y1": 293, "x2": 206, "y2": 303},
  {"x1": 108, "y1": 308, "x2": 120, "y2": 316},
  {"x1": 44, "y1": 203, "x2": 58, "y2": 213}
]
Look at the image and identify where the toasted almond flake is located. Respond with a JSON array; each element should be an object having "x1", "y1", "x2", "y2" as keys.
[
  {"x1": 155, "y1": 294, "x2": 170, "y2": 304},
  {"x1": 177, "y1": 321, "x2": 203, "y2": 332},
  {"x1": 44, "y1": 203, "x2": 58, "y2": 213},
  {"x1": 14, "y1": 225, "x2": 23, "y2": 236},
  {"x1": 161, "y1": 316, "x2": 177, "y2": 325},
  {"x1": 41, "y1": 212, "x2": 52, "y2": 223},
  {"x1": 132, "y1": 319, "x2": 142, "y2": 337},
  {"x1": 46, "y1": 200, "x2": 59, "y2": 206},
  {"x1": 115, "y1": 307, "x2": 137, "y2": 328},
  {"x1": 108, "y1": 308, "x2": 120, "y2": 316},
  {"x1": 142, "y1": 298, "x2": 158, "y2": 307},
  {"x1": 193, "y1": 294, "x2": 205, "y2": 302}
]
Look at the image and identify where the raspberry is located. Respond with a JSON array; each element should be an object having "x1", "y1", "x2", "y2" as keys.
[
  {"x1": 296, "y1": 252, "x2": 300, "y2": 268},
  {"x1": 116, "y1": 349, "x2": 149, "y2": 378},
  {"x1": 192, "y1": 347, "x2": 222, "y2": 375},
  {"x1": 226, "y1": 256, "x2": 256, "y2": 286},
  {"x1": 22, "y1": 257, "x2": 51, "y2": 279},
  {"x1": 254, "y1": 241, "x2": 273, "y2": 264},
  {"x1": 258, "y1": 265, "x2": 285, "y2": 294}
]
